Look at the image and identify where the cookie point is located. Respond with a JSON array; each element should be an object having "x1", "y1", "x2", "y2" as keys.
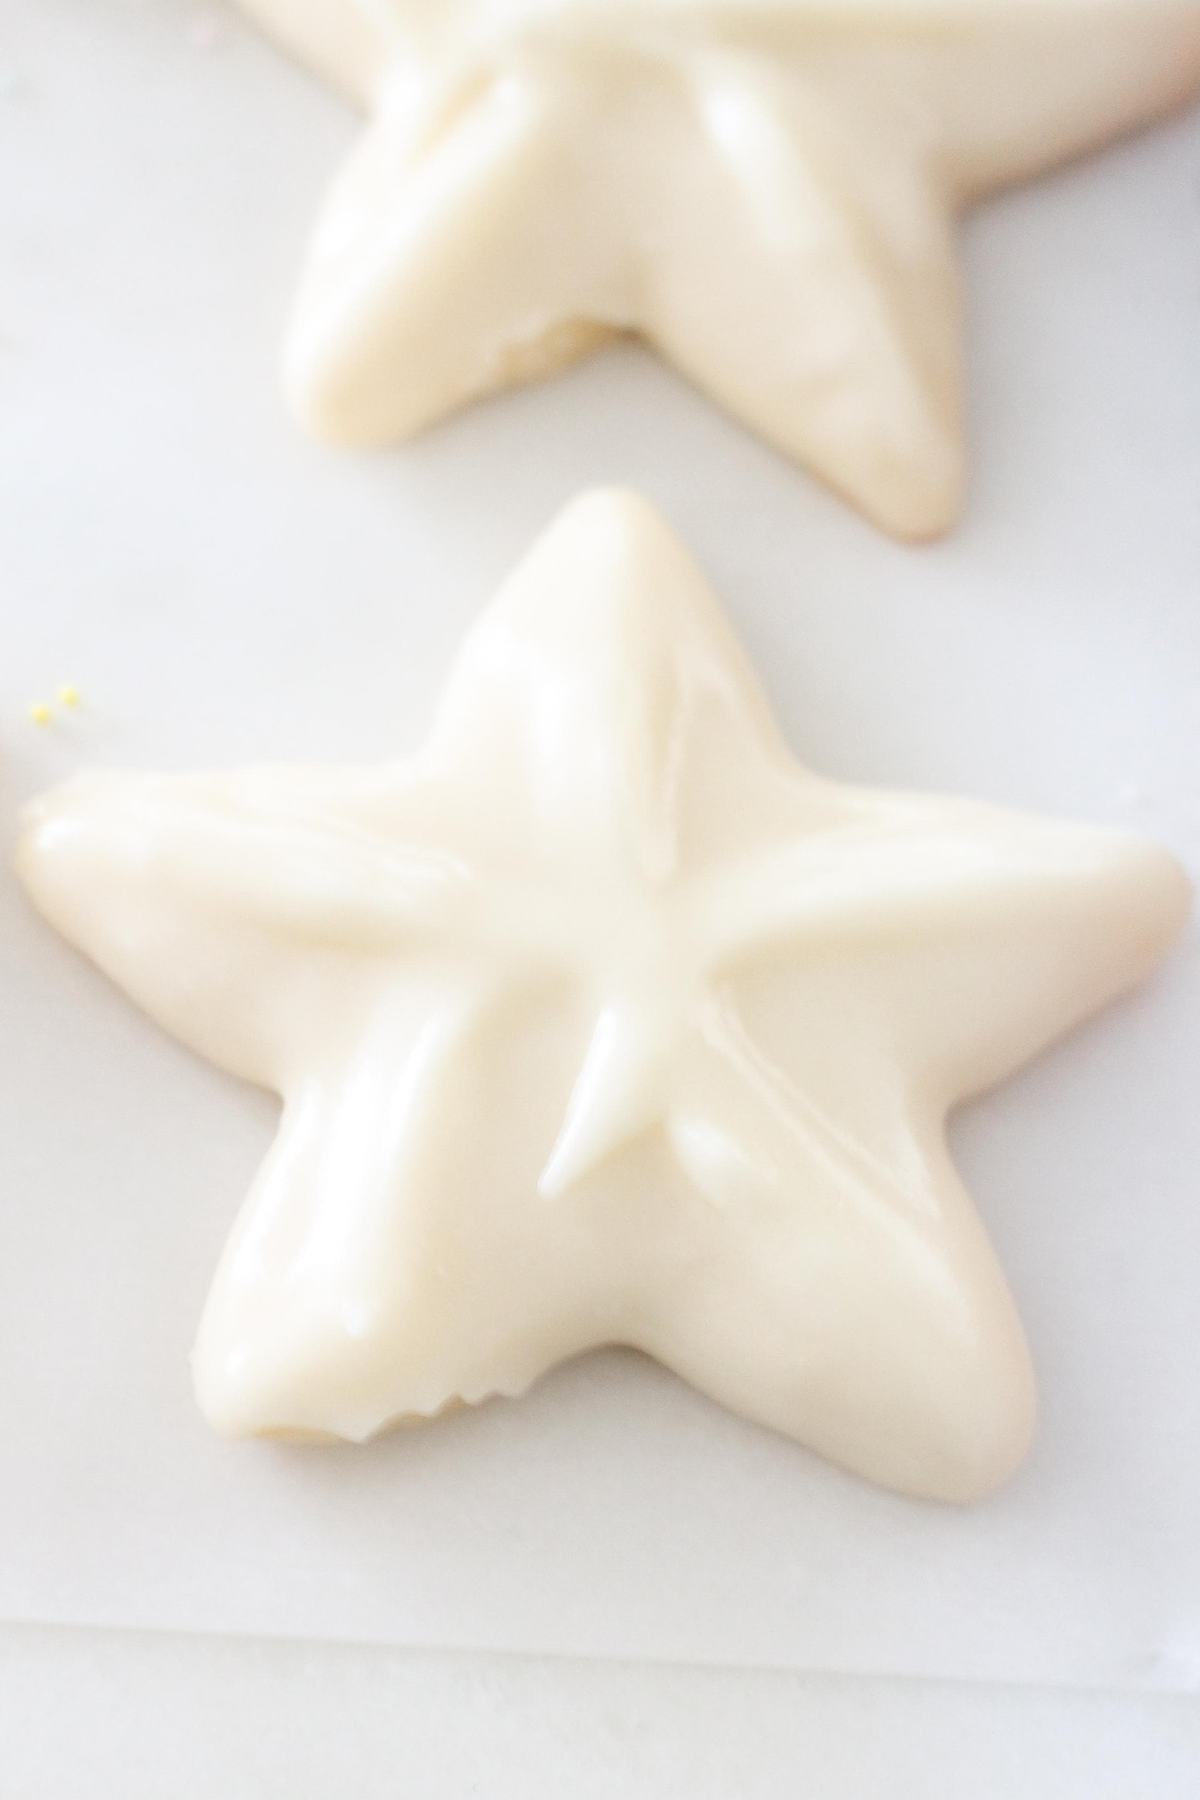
[
  {"x1": 1131, "y1": 840, "x2": 1192, "y2": 951},
  {"x1": 550, "y1": 485, "x2": 679, "y2": 552}
]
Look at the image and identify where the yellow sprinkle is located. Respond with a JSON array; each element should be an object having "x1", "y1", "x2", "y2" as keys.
[
  {"x1": 28, "y1": 702, "x2": 52, "y2": 727},
  {"x1": 57, "y1": 683, "x2": 81, "y2": 708}
]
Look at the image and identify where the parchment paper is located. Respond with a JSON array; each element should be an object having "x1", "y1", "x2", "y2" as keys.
[{"x1": 2, "y1": 0, "x2": 1197, "y2": 1691}]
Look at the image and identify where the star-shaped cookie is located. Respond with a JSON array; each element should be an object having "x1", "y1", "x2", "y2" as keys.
[
  {"x1": 18, "y1": 492, "x2": 1188, "y2": 1499},
  {"x1": 237, "y1": 0, "x2": 1200, "y2": 536}
]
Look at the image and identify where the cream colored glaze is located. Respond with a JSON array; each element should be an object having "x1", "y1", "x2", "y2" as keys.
[
  {"x1": 17, "y1": 492, "x2": 1190, "y2": 1499},
  {"x1": 235, "y1": 0, "x2": 1200, "y2": 538}
]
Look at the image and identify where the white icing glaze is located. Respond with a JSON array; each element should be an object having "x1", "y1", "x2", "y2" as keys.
[
  {"x1": 236, "y1": 0, "x2": 1200, "y2": 537},
  {"x1": 17, "y1": 492, "x2": 1189, "y2": 1498}
]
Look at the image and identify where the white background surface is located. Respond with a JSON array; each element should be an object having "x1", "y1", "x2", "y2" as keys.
[{"x1": 2, "y1": 0, "x2": 1199, "y2": 1789}]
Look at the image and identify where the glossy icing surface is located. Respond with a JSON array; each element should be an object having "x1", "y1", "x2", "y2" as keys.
[
  {"x1": 17, "y1": 492, "x2": 1190, "y2": 1499},
  {"x1": 236, "y1": 0, "x2": 1200, "y2": 537}
]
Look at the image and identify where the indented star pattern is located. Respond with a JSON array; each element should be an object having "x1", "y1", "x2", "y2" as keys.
[
  {"x1": 236, "y1": 0, "x2": 1200, "y2": 536},
  {"x1": 17, "y1": 492, "x2": 1189, "y2": 1499}
]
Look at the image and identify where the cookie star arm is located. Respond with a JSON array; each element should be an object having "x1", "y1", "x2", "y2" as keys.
[
  {"x1": 192, "y1": 981, "x2": 512, "y2": 1438},
  {"x1": 15, "y1": 767, "x2": 473, "y2": 1087},
  {"x1": 916, "y1": 5, "x2": 1200, "y2": 200},
  {"x1": 654, "y1": 6, "x2": 1200, "y2": 540},
  {"x1": 702, "y1": 7, "x2": 1200, "y2": 202},
  {"x1": 652, "y1": 997, "x2": 1034, "y2": 1501},
  {"x1": 648, "y1": 50, "x2": 963, "y2": 538},
  {"x1": 701, "y1": 795, "x2": 1190, "y2": 1104},
  {"x1": 426, "y1": 487, "x2": 769, "y2": 870},
  {"x1": 282, "y1": 61, "x2": 616, "y2": 445}
]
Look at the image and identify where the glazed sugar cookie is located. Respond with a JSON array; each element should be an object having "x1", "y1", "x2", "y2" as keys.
[
  {"x1": 237, "y1": 0, "x2": 1200, "y2": 536},
  {"x1": 18, "y1": 493, "x2": 1189, "y2": 1499}
]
